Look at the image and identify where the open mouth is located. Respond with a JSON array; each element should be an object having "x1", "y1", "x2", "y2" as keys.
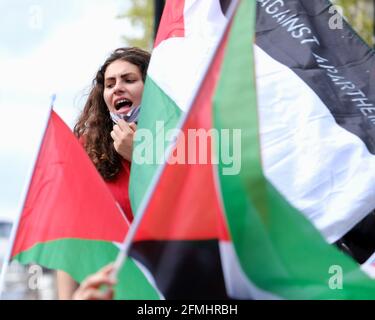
[{"x1": 115, "y1": 99, "x2": 133, "y2": 113}]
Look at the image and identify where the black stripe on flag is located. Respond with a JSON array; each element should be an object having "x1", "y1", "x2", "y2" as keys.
[
  {"x1": 219, "y1": 0, "x2": 232, "y2": 16},
  {"x1": 256, "y1": 0, "x2": 375, "y2": 153},
  {"x1": 130, "y1": 240, "x2": 230, "y2": 299},
  {"x1": 336, "y1": 210, "x2": 375, "y2": 264}
]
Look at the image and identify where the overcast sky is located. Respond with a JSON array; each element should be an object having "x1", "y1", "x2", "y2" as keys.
[{"x1": 0, "y1": 0, "x2": 135, "y2": 221}]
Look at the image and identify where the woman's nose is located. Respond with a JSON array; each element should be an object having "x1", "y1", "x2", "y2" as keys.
[{"x1": 113, "y1": 81, "x2": 125, "y2": 94}]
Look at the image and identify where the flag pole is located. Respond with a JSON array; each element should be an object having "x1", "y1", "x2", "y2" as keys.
[
  {"x1": 0, "y1": 94, "x2": 56, "y2": 299},
  {"x1": 154, "y1": 0, "x2": 165, "y2": 40},
  {"x1": 110, "y1": 0, "x2": 240, "y2": 285},
  {"x1": 110, "y1": 203, "x2": 130, "y2": 280}
]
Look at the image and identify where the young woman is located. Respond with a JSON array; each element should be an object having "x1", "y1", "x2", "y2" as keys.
[{"x1": 57, "y1": 47, "x2": 151, "y2": 299}]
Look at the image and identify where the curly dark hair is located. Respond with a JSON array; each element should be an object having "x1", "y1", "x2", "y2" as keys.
[{"x1": 74, "y1": 47, "x2": 151, "y2": 180}]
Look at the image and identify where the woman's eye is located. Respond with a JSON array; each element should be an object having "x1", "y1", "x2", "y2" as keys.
[{"x1": 106, "y1": 84, "x2": 114, "y2": 88}]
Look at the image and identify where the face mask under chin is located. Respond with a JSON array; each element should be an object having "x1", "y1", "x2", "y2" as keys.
[{"x1": 109, "y1": 105, "x2": 140, "y2": 124}]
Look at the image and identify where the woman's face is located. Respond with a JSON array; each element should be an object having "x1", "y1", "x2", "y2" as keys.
[{"x1": 103, "y1": 59, "x2": 144, "y2": 115}]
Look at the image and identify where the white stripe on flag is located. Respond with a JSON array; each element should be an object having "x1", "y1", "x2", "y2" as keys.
[
  {"x1": 219, "y1": 241, "x2": 281, "y2": 300},
  {"x1": 255, "y1": 44, "x2": 375, "y2": 243},
  {"x1": 148, "y1": 0, "x2": 228, "y2": 112},
  {"x1": 360, "y1": 250, "x2": 375, "y2": 279}
]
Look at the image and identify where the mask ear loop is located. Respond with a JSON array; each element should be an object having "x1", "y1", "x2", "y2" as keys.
[{"x1": 109, "y1": 112, "x2": 122, "y2": 124}]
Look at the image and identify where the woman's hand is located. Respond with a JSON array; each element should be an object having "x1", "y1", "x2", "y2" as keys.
[
  {"x1": 72, "y1": 264, "x2": 117, "y2": 300},
  {"x1": 56, "y1": 270, "x2": 79, "y2": 300},
  {"x1": 111, "y1": 120, "x2": 137, "y2": 161}
]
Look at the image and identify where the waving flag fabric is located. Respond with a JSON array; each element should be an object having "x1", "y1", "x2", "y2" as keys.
[
  {"x1": 10, "y1": 111, "x2": 158, "y2": 299},
  {"x1": 130, "y1": 0, "x2": 232, "y2": 212},
  {"x1": 126, "y1": 0, "x2": 375, "y2": 299},
  {"x1": 255, "y1": 0, "x2": 375, "y2": 255}
]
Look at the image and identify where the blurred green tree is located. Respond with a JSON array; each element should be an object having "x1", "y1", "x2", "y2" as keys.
[
  {"x1": 117, "y1": 0, "x2": 154, "y2": 50},
  {"x1": 332, "y1": 0, "x2": 373, "y2": 46}
]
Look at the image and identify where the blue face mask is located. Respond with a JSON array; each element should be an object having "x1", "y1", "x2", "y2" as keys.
[{"x1": 110, "y1": 105, "x2": 140, "y2": 124}]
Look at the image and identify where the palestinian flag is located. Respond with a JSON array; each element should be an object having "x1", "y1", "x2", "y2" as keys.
[
  {"x1": 9, "y1": 111, "x2": 158, "y2": 299},
  {"x1": 255, "y1": 0, "x2": 375, "y2": 262},
  {"x1": 130, "y1": 0, "x2": 232, "y2": 211},
  {"x1": 127, "y1": 0, "x2": 375, "y2": 299}
]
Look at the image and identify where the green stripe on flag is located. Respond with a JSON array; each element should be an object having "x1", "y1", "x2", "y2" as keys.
[
  {"x1": 213, "y1": 0, "x2": 375, "y2": 299},
  {"x1": 13, "y1": 239, "x2": 159, "y2": 299},
  {"x1": 130, "y1": 76, "x2": 182, "y2": 215}
]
